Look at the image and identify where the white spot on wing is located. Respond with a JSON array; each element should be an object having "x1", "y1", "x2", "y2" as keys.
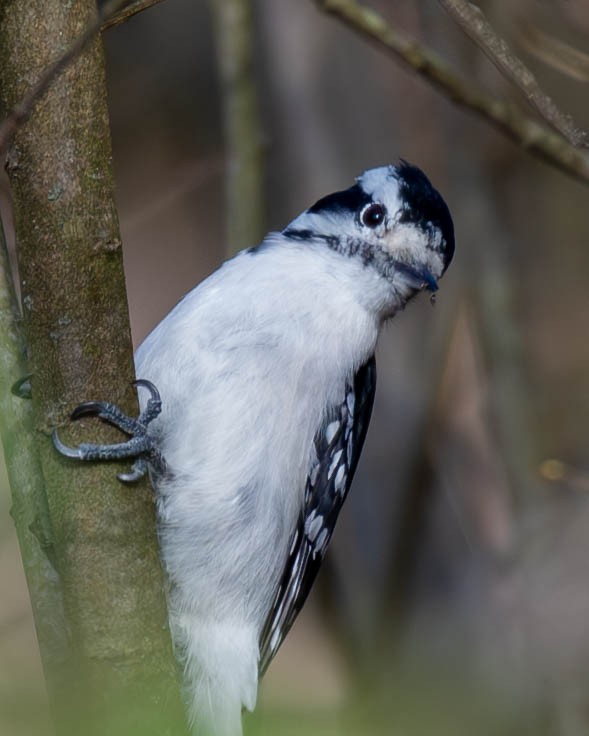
[
  {"x1": 328, "y1": 449, "x2": 343, "y2": 479},
  {"x1": 325, "y1": 420, "x2": 340, "y2": 444},
  {"x1": 346, "y1": 392, "x2": 355, "y2": 414},
  {"x1": 314, "y1": 529, "x2": 328, "y2": 555},
  {"x1": 305, "y1": 512, "x2": 323, "y2": 542},
  {"x1": 334, "y1": 464, "x2": 346, "y2": 494},
  {"x1": 347, "y1": 434, "x2": 354, "y2": 462}
]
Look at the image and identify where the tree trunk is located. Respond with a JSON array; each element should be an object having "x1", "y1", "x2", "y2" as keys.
[{"x1": 0, "y1": 2, "x2": 186, "y2": 734}]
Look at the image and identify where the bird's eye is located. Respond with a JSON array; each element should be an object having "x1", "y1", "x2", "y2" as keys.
[{"x1": 360, "y1": 203, "x2": 386, "y2": 229}]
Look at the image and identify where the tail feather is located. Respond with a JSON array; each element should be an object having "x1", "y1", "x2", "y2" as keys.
[{"x1": 173, "y1": 614, "x2": 259, "y2": 736}]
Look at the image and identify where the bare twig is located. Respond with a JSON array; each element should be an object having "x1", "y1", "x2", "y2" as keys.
[
  {"x1": 0, "y1": 0, "x2": 175, "y2": 154},
  {"x1": 437, "y1": 0, "x2": 586, "y2": 147},
  {"x1": 517, "y1": 22, "x2": 589, "y2": 84},
  {"x1": 210, "y1": 0, "x2": 265, "y2": 254},
  {"x1": 102, "y1": 0, "x2": 169, "y2": 31},
  {"x1": 312, "y1": 0, "x2": 589, "y2": 186},
  {"x1": 0, "y1": 0, "x2": 129, "y2": 156}
]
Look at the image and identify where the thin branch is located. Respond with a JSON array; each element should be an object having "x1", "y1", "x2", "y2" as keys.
[
  {"x1": 517, "y1": 22, "x2": 589, "y2": 84},
  {"x1": 312, "y1": 0, "x2": 589, "y2": 187},
  {"x1": 437, "y1": 0, "x2": 586, "y2": 147},
  {"x1": 102, "y1": 0, "x2": 169, "y2": 31},
  {"x1": 0, "y1": 0, "x2": 129, "y2": 157},
  {"x1": 0, "y1": 0, "x2": 174, "y2": 156}
]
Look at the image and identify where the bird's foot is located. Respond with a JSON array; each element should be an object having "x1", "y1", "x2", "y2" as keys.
[{"x1": 52, "y1": 379, "x2": 167, "y2": 483}]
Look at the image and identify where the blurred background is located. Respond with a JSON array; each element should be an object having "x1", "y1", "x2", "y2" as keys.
[{"x1": 1, "y1": 0, "x2": 589, "y2": 734}]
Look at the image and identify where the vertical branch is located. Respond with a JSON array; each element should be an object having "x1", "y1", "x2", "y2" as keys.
[
  {"x1": 210, "y1": 0, "x2": 265, "y2": 254},
  {"x1": 0, "y1": 2, "x2": 186, "y2": 734},
  {"x1": 0, "y1": 214, "x2": 71, "y2": 715},
  {"x1": 473, "y1": 215, "x2": 535, "y2": 504}
]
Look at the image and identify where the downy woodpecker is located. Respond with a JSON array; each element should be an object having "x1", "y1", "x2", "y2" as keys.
[{"x1": 54, "y1": 162, "x2": 454, "y2": 736}]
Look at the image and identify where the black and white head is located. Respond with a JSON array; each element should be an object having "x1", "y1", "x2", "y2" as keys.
[{"x1": 283, "y1": 162, "x2": 455, "y2": 310}]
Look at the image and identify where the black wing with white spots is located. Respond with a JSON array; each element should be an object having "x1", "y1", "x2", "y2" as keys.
[{"x1": 259, "y1": 356, "x2": 377, "y2": 674}]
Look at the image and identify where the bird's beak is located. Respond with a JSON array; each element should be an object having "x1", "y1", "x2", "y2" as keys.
[{"x1": 395, "y1": 262, "x2": 439, "y2": 292}]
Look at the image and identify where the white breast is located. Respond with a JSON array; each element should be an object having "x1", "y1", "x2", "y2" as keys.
[{"x1": 135, "y1": 241, "x2": 379, "y2": 624}]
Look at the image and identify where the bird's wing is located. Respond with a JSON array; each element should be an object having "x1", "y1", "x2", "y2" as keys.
[{"x1": 258, "y1": 355, "x2": 377, "y2": 674}]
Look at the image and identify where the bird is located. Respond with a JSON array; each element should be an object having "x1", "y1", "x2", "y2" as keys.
[{"x1": 54, "y1": 162, "x2": 454, "y2": 736}]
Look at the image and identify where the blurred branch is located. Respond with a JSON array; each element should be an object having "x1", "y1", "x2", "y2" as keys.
[
  {"x1": 437, "y1": 0, "x2": 586, "y2": 146},
  {"x1": 312, "y1": 0, "x2": 589, "y2": 187},
  {"x1": 517, "y1": 22, "x2": 589, "y2": 84},
  {"x1": 0, "y1": 215, "x2": 71, "y2": 713},
  {"x1": 0, "y1": 0, "x2": 129, "y2": 158},
  {"x1": 102, "y1": 0, "x2": 169, "y2": 31},
  {"x1": 210, "y1": 0, "x2": 265, "y2": 254},
  {"x1": 473, "y1": 242, "x2": 536, "y2": 506}
]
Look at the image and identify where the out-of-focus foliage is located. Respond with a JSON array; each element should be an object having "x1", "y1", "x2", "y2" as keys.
[{"x1": 1, "y1": 0, "x2": 589, "y2": 734}]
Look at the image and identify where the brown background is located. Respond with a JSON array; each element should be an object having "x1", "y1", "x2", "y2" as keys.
[{"x1": 2, "y1": 1, "x2": 589, "y2": 734}]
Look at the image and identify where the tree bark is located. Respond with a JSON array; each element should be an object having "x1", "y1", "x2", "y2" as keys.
[{"x1": 0, "y1": 2, "x2": 186, "y2": 734}]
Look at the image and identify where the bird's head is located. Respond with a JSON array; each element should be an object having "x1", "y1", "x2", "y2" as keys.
[{"x1": 283, "y1": 162, "x2": 454, "y2": 304}]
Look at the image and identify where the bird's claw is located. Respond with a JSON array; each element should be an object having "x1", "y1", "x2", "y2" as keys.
[
  {"x1": 117, "y1": 457, "x2": 150, "y2": 483},
  {"x1": 52, "y1": 379, "x2": 167, "y2": 483},
  {"x1": 11, "y1": 374, "x2": 33, "y2": 400},
  {"x1": 51, "y1": 430, "x2": 86, "y2": 459}
]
